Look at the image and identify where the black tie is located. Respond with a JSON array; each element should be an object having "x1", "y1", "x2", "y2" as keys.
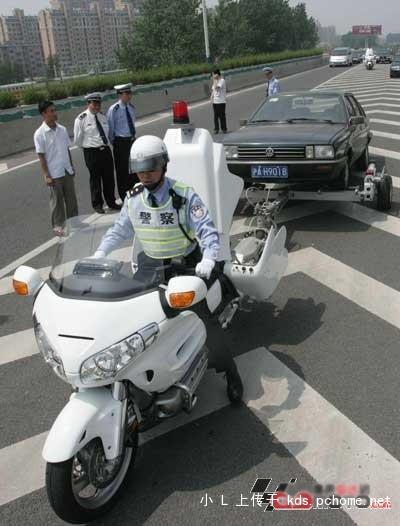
[
  {"x1": 149, "y1": 193, "x2": 158, "y2": 208},
  {"x1": 95, "y1": 114, "x2": 108, "y2": 145},
  {"x1": 125, "y1": 106, "x2": 135, "y2": 137}
]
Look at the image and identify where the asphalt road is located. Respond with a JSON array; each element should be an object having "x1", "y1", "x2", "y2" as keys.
[{"x1": 0, "y1": 63, "x2": 399, "y2": 526}]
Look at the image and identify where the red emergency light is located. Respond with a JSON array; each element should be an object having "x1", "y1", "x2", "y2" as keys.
[{"x1": 173, "y1": 101, "x2": 190, "y2": 124}]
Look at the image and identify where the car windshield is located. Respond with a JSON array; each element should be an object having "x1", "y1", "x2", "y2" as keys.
[
  {"x1": 332, "y1": 48, "x2": 349, "y2": 56},
  {"x1": 49, "y1": 215, "x2": 194, "y2": 300},
  {"x1": 250, "y1": 94, "x2": 347, "y2": 124}
]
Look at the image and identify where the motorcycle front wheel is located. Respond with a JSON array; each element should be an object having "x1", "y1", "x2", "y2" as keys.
[{"x1": 45, "y1": 433, "x2": 138, "y2": 524}]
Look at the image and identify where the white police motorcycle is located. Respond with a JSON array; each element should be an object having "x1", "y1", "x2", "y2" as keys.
[{"x1": 13, "y1": 108, "x2": 288, "y2": 524}]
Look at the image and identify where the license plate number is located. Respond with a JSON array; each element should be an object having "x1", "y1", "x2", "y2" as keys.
[{"x1": 251, "y1": 165, "x2": 289, "y2": 178}]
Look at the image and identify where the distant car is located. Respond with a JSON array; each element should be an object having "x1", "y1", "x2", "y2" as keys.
[
  {"x1": 222, "y1": 91, "x2": 372, "y2": 190},
  {"x1": 329, "y1": 47, "x2": 353, "y2": 67},
  {"x1": 352, "y1": 50, "x2": 364, "y2": 64},
  {"x1": 376, "y1": 49, "x2": 392, "y2": 64},
  {"x1": 390, "y1": 58, "x2": 400, "y2": 78}
]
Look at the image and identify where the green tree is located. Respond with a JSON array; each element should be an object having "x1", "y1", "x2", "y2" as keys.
[
  {"x1": 210, "y1": 0, "x2": 318, "y2": 58},
  {"x1": 209, "y1": 0, "x2": 252, "y2": 58},
  {"x1": 290, "y1": 3, "x2": 318, "y2": 50},
  {"x1": 118, "y1": 0, "x2": 204, "y2": 69}
]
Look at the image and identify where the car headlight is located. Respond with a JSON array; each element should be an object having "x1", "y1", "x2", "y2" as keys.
[
  {"x1": 80, "y1": 323, "x2": 159, "y2": 384},
  {"x1": 224, "y1": 145, "x2": 238, "y2": 159},
  {"x1": 315, "y1": 145, "x2": 335, "y2": 159},
  {"x1": 33, "y1": 316, "x2": 66, "y2": 380}
]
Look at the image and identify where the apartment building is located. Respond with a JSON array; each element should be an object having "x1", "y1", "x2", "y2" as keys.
[
  {"x1": 0, "y1": 9, "x2": 45, "y2": 78},
  {"x1": 39, "y1": 0, "x2": 135, "y2": 75}
]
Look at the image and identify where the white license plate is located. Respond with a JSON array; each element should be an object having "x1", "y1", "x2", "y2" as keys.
[{"x1": 251, "y1": 165, "x2": 289, "y2": 178}]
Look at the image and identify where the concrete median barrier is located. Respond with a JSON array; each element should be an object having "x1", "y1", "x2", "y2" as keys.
[{"x1": 0, "y1": 55, "x2": 326, "y2": 159}]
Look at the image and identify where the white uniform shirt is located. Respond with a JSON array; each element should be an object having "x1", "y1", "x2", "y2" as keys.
[
  {"x1": 33, "y1": 122, "x2": 73, "y2": 179},
  {"x1": 211, "y1": 78, "x2": 226, "y2": 104},
  {"x1": 73, "y1": 110, "x2": 110, "y2": 148}
]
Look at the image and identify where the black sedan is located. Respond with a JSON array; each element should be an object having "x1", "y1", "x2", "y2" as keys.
[{"x1": 222, "y1": 91, "x2": 372, "y2": 189}]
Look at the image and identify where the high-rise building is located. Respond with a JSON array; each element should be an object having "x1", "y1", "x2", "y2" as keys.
[
  {"x1": 39, "y1": 0, "x2": 135, "y2": 75},
  {"x1": 0, "y1": 9, "x2": 45, "y2": 78}
]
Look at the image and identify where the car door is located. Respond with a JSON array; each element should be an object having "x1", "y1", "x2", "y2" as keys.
[
  {"x1": 350, "y1": 95, "x2": 370, "y2": 152},
  {"x1": 344, "y1": 96, "x2": 364, "y2": 161}
]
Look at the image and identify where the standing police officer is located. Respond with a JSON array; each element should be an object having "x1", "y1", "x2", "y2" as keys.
[
  {"x1": 94, "y1": 135, "x2": 243, "y2": 404},
  {"x1": 263, "y1": 67, "x2": 281, "y2": 98},
  {"x1": 74, "y1": 93, "x2": 120, "y2": 214},
  {"x1": 107, "y1": 83, "x2": 137, "y2": 200}
]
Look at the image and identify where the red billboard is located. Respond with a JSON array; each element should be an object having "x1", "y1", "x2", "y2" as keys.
[{"x1": 352, "y1": 25, "x2": 382, "y2": 35}]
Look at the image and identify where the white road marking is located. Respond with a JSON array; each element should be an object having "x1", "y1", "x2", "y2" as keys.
[
  {"x1": 1, "y1": 339, "x2": 399, "y2": 524},
  {"x1": 358, "y1": 98, "x2": 400, "y2": 104},
  {"x1": 0, "y1": 329, "x2": 37, "y2": 366},
  {"x1": 364, "y1": 102, "x2": 400, "y2": 109},
  {"x1": 370, "y1": 118, "x2": 400, "y2": 127},
  {"x1": 0, "y1": 163, "x2": 7, "y2": 172},
  {"x1": 335, "y1": 201, "x2": 400, "y2": 237},
  {"x1": 367, "y1": 110, "x2": 400, "y2": 117},
  {"x1": 371, "y1": 130, "x2": 400, "y2": 141},
  {"x1": 369, "y1": 145, "x2": 400, "y2": 161}
]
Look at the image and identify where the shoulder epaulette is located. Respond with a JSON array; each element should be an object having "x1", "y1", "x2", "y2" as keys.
[
  {"x1": 79, "y1": 112, "x2": 87, "y2": 120},
  {"x1": 113, "y1": 103, "x2": 120, "y2": 111},
  {"x1": 127, "y1": 183, "x2": 144, "y2": 198}
]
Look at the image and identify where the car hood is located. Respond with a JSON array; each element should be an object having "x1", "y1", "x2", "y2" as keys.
[{"x1": 223, "y1": 123, "x2": 345, "y2": 145}]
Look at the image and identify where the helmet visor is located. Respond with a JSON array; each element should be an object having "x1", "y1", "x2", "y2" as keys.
[{"x1": 129, "y1": 153, "x2": 167, "y2": 173}]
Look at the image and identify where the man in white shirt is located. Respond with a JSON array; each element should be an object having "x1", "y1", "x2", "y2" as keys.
[
  {"x1": 34, "y1": 100, "x2": 78, "y2": 236},
  {"x1": 210, "y1": 69, "x2": 227, "y2": 134},
  {"x1": 74, "y1": 92, "x2": 120, "y2": 214}
]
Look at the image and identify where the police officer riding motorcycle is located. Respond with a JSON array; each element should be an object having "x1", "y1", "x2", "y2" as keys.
[{"x1": 94, "y1": 135, "x2": 244, "y2": 403}]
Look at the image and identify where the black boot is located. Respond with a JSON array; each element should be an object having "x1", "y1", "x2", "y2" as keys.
[{"x1": 226, "y1": 363, "x2": 243, "y2": 404}]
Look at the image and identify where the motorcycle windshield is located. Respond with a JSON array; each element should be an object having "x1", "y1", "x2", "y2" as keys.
[{"x1": 49, "y1": 214, "x2": 180, "y2": 300}]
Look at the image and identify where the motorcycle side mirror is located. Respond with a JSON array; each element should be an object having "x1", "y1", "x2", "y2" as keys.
[
  {"x1": 13, "y1": 265, "x2": 44, "y2": 296},
  {"x1": 166, "y1": 275, "x2": 207, "y2": 309}
]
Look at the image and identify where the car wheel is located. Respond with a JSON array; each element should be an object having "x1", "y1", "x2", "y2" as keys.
[
  {"x1": 376, "y1": 175, "x2": 393, "y2": 211},
  {"x1": 355, "y1": 147, "x2": 369, "y2": 171}
]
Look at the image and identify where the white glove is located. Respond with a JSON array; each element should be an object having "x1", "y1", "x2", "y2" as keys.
[
  {"x1": 91, "y1": 250, "x2": 106, "y2": 259},
  {"x1": 195, "y1": 258, "x2": 215, "y2": 280}
]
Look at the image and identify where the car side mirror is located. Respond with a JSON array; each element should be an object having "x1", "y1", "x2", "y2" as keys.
[
  {"x1": 166, "y1": 275, "x2": 207, "y2": 309},
  {"x1": 349, "y1": 116, "x2": 364, "y2": 126},
  {"x1": 239, "y1": 119, "x2": 248, "y2": 127}
]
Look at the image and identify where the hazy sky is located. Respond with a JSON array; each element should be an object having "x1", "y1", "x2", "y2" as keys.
[{"x1": 0, "y1": 0, "x2": 399, "y2": 35}]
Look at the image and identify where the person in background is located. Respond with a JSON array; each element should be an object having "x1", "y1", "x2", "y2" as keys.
[
  {"x1": 107, "y1": 83, "x2": 137, "y2": 200},
  {"x1": 74, "y1": 92, "x2": 121, "y2": 214},
  {"x1": 34, "y1": 100, "x2": 78, "y2": 236},
  {"x1": 263, "y1": 66, "x2": 281, "y2": 97},
  {"x1": 210, "y1": 69, "x2": 227, "y2": 134}
]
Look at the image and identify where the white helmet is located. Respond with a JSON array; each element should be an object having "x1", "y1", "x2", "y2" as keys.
[{"x1": 129, "y1": 135, "x2": 169, "y2": 172}]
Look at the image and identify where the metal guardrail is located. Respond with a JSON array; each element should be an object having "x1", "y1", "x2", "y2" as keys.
[{"x1": 0, "y1": 55, "x2": 322, "y2": 124}]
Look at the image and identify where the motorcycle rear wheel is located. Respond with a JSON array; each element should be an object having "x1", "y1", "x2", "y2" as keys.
[{"x1": 45, "y1": 434, "x2": 138, "y2": 524}]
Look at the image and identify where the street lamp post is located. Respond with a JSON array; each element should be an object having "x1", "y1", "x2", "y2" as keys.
[{"x1": 201, "y1": 0, "x2": 211, "y2": 62}]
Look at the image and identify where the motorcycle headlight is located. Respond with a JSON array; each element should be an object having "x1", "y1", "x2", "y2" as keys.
[
  {"x1": 224, "y1": 145, "x2": 238, "y2": 159},
  {"x1": 33, "y1": 316, "x2": 66, "y2": 380},
  {"x1": 315, "y1": 145, "x2": 335, "y2": 159},
  {"x1": 80, "y1": 323, "x2": 159, "y2": 385}
]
